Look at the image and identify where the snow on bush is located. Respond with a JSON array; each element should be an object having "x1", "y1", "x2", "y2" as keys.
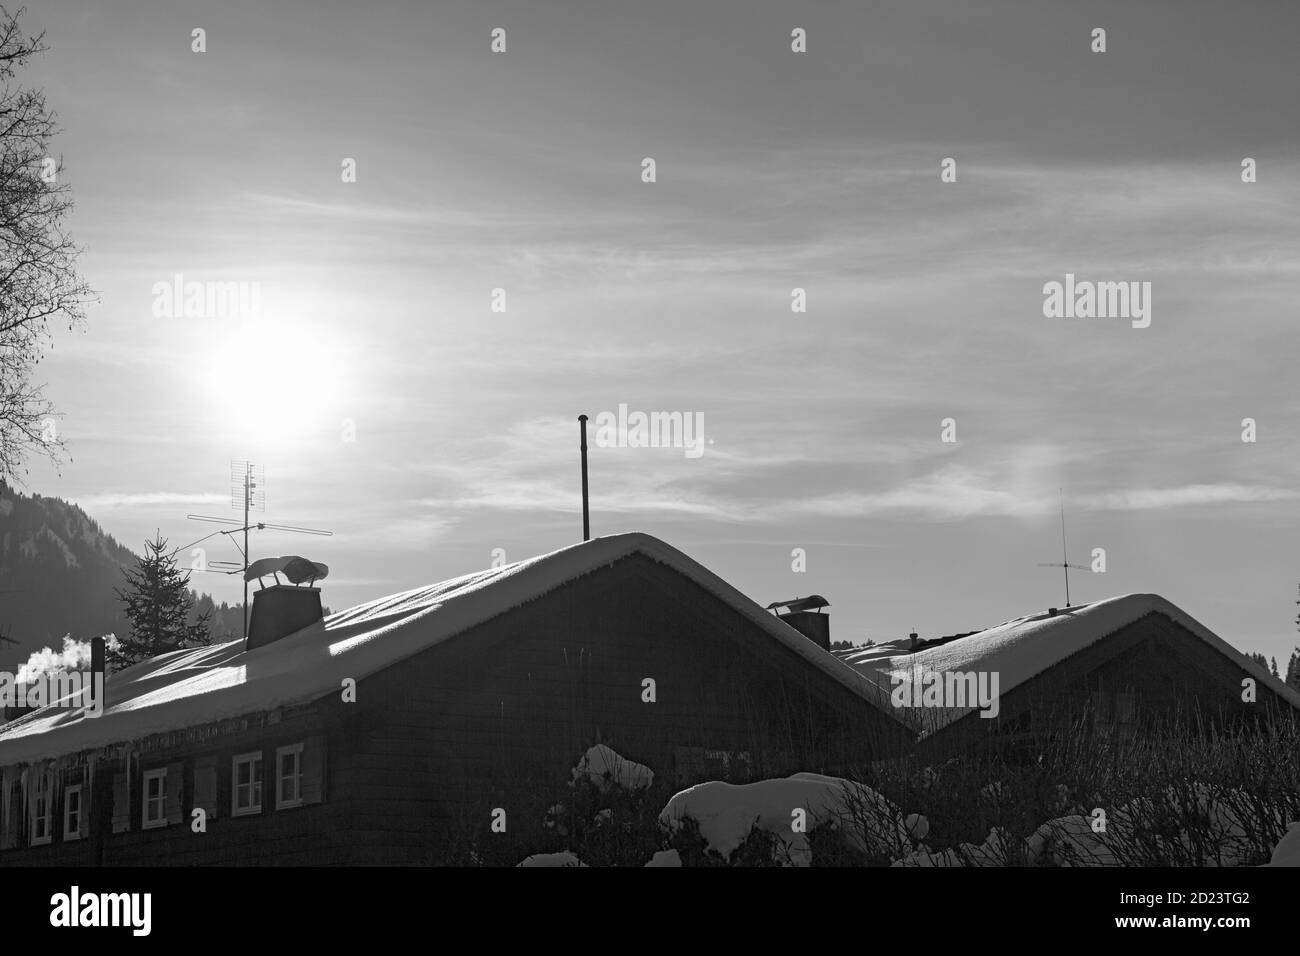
[
  {"x1": 659, "y1": 772, "x2": 924, "y2": 866},
  {"x1": 572, "y1": 744, "x2": 654, "y2": 792},
  {"x1": 893, "y1": 827, "x2": 1015, "y2": 867},
  {"x1": 517, "y1": 851, "x2": 587, "y2": 867},
  {"x1": 895, "y1": 783, "x2": 1275, "y2": 867}
]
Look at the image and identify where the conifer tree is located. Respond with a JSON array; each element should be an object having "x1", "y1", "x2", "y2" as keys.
[{"x1": 110, "y1": 532, "x2": 212, "y2": 670}]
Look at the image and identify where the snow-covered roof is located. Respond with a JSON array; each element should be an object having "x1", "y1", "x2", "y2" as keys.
[
  {"x1": 0, "y1": 532, "x2": 898, "y2": 765},
  {"x1": 835, "y1": 593, "x2": 1300, "y2": 733}
]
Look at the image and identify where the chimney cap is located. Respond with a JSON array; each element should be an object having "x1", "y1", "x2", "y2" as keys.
[
  {"x1": 245, "y1": 555, "x2": 329, "y2": 586},
  {"x1": 765, "y1": 595, "x2": 829, "y2": 615}
]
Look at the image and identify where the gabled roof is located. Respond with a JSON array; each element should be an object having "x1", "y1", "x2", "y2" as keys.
[
  {"x1": 835, "y1": 593, "x2": 1300, "y2": 733},
  {"x1": 0, "y1": 532, "x2": 897, "y2": 765}
]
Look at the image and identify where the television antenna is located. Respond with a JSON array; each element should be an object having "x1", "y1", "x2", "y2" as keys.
[
  {"x1": 179, "y1": 460, "x2": 332, "y2": 641},
  {"x1": 1037, "y1": 488, "x2": 1088, "y2": 608}
]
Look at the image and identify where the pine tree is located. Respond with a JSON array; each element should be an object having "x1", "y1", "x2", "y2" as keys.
[
  {"x1": 109, "y1": 533, "x2": 212, "y2": 670},
  {"x1": 1271, "y1": 656, "x2": 1280, "y2": 679},
  {"x1": 1286, "y1": 649, "x2": 1300, "y2": 693}
]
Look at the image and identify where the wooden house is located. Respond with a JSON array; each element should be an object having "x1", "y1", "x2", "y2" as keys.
[
  {"x1": 0, "y1": 532, "x2": 910, "y2": 866},
  {"x1": 834, "y1": 595, "x2": 1300, "y2": 761}
]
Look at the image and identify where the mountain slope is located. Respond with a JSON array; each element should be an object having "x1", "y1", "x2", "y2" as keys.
[{"x1": 0, "y1": 481, "x2": 244, "y2": 663}]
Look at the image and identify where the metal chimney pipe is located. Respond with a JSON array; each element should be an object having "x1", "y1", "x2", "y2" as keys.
[
  {"x1": 578, "y1": 415, "x2": 590, "y2": 541},
  {"x1": 91, "y1": 635, "x2": 105, "y2": 708}
]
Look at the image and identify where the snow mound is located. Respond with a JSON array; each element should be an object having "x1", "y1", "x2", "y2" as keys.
[
  {"x1": 645, "y1": 849, "x2": 682, "y2": 867},
  {"x1": 660, "y1": 772, "x2": 916, "y2": 865},
  {"x1": 1265, "y1": 822, "x2": 1300, "y2": 867},
  {"x1": 517, "y1": 851, "x2": 587, "y2": 867},
  {"x1": 572, "y1": 744, "x2": 654, "y2": 792}
]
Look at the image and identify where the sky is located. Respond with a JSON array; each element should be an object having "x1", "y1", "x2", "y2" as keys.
[{"x1": 15, "y1": 0, "x2": 1300, "y2": 663}]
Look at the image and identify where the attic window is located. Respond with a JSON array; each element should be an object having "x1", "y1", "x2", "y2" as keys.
[
  {"x1": 63, "y1": 785, "x2": 83, "y2": 841},
  {"x1": 32, "y1": 769, "x2": 53, "y2": 845},
  {"x1": 276, "y1": 743, "x2": 304, "y2": 809},
  {"x1": 142, "y1": 769, "x2": 167, "y2": 830},
  {"x1": 232, "y1": 752, "x2": 263, "y2": 817},
  {"x1": 1092, "y1": 690, "x2": 1137, "y2": 729}
]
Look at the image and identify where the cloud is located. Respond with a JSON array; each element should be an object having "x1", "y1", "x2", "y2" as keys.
[
  {"x1": 1079, "y1": 484, "x2": 1300, "y2": 511},
  {"x1": 72, "y1": 492, "x2": 227, "y2": 510}
]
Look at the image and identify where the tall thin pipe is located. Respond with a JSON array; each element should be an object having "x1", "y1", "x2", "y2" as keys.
[{"x1": 578, "y1": 415, "x2": 590, "y2": 541}]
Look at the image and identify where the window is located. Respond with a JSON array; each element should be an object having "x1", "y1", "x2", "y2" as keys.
[
  {"x1": 63, "y1": 785, "x2": 83, "y2": 840},
  {"x1": 232, "y1": 752, "x2": 263, "y2": 816},
  {"x1": 276, "y1": 744, "x2": 304, "y2": 809},
  {"x1": 142, "y1": 769, "x2": 167, "y2": 830},
  {"x1": 32, "y1": 770, "x2": 53, "y2": 845}
]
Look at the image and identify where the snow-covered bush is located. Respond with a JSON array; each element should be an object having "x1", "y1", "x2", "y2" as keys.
[{"x1": 659, "y1": 773, "x2": 928, "y2": 866}]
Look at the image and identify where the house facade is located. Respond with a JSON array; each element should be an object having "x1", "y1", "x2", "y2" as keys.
[{"x1": 0, "y1": 533, "x2": 910, "y2": 866}]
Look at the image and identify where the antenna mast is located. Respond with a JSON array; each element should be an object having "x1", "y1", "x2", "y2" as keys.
[
  {"x1": 1037, "y1": 488, "x2": 1088, "y2": 607},
  {"x1": 182, "y1": 460, "x2": 331, "y2": 642}
]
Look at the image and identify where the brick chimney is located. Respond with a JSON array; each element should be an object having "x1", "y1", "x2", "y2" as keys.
[
  {"x1": 765, "y1": 596, "x2": 831, "y2": 652},
  {"x1": 244, "y1": 556, "x2": 329, "y2": 650},
  {"x1": 781, "y1": 610, "x2": 830, "y2": 651},
  {"x1": 247, "y1": 585, "x2": 323, "y2": 650}
]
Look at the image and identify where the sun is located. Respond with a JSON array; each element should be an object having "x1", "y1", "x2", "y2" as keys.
[{"x1": 205, "y1": 317, "x2": 344, "y2": 444}]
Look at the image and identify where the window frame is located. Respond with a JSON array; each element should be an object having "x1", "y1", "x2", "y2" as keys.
[
  {"x1": 63, "y1": 784, "x2": 84, "y2": 841},
  {"x1": 142, "y1": 768, "x2": 168, "y2": 830},
  {"x1": 32, "y1": 769, "x2": 53, "y2": 846},
  {"x1": 276, "y1": 743, "x2": 304, "y2": 810},
  {"x1": 231, "y1": 751, "x2": 264, "y2": 817}
]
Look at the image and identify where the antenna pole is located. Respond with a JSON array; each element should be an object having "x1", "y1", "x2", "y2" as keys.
[
  {"x1": 578, "y1": 415, "x2": 590, "y2": 541},
  {"x1": 243, "y1": 465, "x2": 250, "y2": 641}
]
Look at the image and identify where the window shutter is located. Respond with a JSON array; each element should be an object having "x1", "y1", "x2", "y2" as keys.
[
  {"x1": 19, "y1": 768, "x2": 31, "y2": 845},
  {"x1": 301, "y1": 735, "x2": 326, "y2": 805},
  {"x1": 26, "y1": 764, "x2": 50, "y2": 842},
  {"x1": 164, "y1": 762, "x2": 184, "y2": 825},
  {"x1": 193, "y1": 756, "x2": 218, "y2": 820},
  {"x1": 111, "y1": 771, "x2": 131, "y2": 833},
  {"x1": 0, "y1": 769, "x2": 18, "y2": 849}
]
